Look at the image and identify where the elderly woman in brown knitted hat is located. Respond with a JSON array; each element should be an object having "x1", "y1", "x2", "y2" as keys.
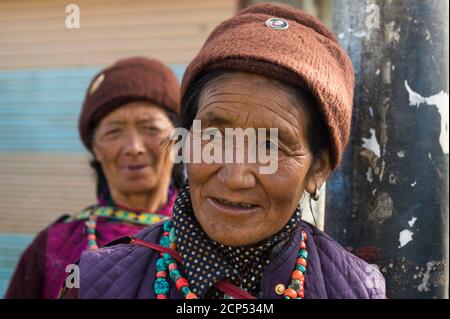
[
  {"x1": 6, "y1": 57, "x2": 183, "y2": 299},
  {"x1": 69, "y1": 4, "x2": 386, "y2": 299}
]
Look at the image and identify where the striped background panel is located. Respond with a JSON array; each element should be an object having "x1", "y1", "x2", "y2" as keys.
[{"x1": 0, "y1": 0, "x2": 237, "y2": 70}]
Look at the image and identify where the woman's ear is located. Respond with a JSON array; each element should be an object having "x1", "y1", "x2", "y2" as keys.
[
  {"x1": 91, "y1": 141, "x2": 102, "y2": 163},
  {"x1": 305, "y1": 149, "x2": 331, "y2": 194}
]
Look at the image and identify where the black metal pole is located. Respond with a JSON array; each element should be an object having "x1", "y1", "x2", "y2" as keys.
[{"x1": 327, "y1": 0, "x2": 449, "y2": 298}]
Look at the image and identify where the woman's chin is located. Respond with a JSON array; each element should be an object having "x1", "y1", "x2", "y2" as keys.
[
  {"x1": 118, "y1": 171, "x2": 158, "y2": 187},
  {"x1": 118, "y1": 181, "x2": 158, "y2": 195},
  {"x1": 208, "y1": 233, "x2": 262, "y2": 247},
  {"x1": 200, "y1": 220, "x2": 263, "y2": 247}
]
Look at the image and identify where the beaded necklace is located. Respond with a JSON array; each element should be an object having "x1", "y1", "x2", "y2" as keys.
[
  {"x1": 153, "y1": 219, "x2": 308, "y2": 299},
  {"x1": 66, "y1": 206, "x2": 170, "y2": 250}
]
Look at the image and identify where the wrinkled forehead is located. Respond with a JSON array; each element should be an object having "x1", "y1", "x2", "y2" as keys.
[
  {"x1": 197, "y1": 71, "x2": 313, "y2": 130},
  {"x1": 106, "y1": 101, "x2": 162, "y2": 115},
  {"x1": 96, "y1": 101, "x2": 173, "y2": 129}
]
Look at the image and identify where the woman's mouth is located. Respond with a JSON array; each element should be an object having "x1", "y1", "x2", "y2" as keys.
[
  {"x1": 125, "y1": 165, "x2": 148, "y2": 171},
  {"x1": 207, "y1": 196, "x2": 261, "y2": 215},
  {"x1": 121, "y1": 164, "x2": 150, "y2": 173}
]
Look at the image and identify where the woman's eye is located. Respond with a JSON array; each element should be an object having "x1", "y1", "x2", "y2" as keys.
[
  {"x1": 105, "y1": 128, "x2": 121, "y2": 136},
  {"x1": 144, "y1": 126, "x2": 158, "y2": 132}
]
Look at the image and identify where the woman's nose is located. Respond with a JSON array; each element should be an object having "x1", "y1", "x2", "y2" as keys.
[
  {"x1": 216, "y1": 163, "x2": 256, "y2": 191},
  {"x1": 124, "y1": 133, "x2": 146, "y2": 157}
]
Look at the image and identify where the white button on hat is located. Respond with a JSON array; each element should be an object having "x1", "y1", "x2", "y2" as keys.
[{"x1": 265, "y1": 17, "x2": 289, "y2": 30}]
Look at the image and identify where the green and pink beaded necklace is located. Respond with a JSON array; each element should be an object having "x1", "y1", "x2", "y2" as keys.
[{"x1": 78, "y1": 206, "x2": 169, "y2": 250}]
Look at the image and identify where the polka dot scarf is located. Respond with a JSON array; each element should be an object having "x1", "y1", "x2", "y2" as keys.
[{"x1": 172, "y1": 183, "x2": 303, "y2": 298}]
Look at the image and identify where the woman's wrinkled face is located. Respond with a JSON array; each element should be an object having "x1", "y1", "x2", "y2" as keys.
[
  {"x1": 187, "y1": 72, "x2": 321, "y2": 246},
  {"x1": 92, "y1": 101, "x2": 174, "y2": 196}
]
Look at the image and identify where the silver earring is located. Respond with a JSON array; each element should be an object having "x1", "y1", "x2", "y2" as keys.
[{"x1": 311, "y1": 182, "x2": 320, "y2": 201}]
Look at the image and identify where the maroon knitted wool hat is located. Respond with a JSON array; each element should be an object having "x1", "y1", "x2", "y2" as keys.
[
  {"x1": 79, "y1": 57, "x2": 180, "y2": 150},
  {"x1": 181, "y1": 3, "x2": 355, "y2": 170}
]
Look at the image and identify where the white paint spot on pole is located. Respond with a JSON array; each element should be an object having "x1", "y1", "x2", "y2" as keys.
[
  {"x1": 408, "y1": 216, "x2": 417, "y2": 227},
  {"x1": 405, "y1": 80, "x2": 449, "y2": 154},
  {"x1": 346, "y1": 28, "x2": 372, "y2": 39},
  {"x1": 398, "y1": 229, "x2": 414, "y2": 248},
  {"x1": 411, "y1": 180, "x2": 417, "y2": 187},
  {"x1": 362, "y1": 128, "x2": 381, "y2": 157},
  {"x1": 366, "y1": 167, "x2": 373, "y2": 183},
  {"x1": 397, "y1": 150, "x2": 405, "y2": 158}
]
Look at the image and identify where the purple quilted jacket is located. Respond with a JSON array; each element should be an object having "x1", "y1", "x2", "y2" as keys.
[{"x1": 76, "y1": 221, "x2": 386, "y2": 299}]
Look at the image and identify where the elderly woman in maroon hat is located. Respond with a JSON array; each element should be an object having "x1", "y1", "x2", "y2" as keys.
[
  {"x1": 67, "y1": 4, "x2": 385, "y2": 299},
  {"x1": 6, "y1": 57, "x2": 183, "y2": 299}
]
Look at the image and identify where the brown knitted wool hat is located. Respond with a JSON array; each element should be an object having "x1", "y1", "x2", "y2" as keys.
[
  {"x1": 79, "y1": 57, "x2": 180, "y2": 150},
  {"x1": 181, "y1": 3, "x2": 355, "y2": 170}
]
